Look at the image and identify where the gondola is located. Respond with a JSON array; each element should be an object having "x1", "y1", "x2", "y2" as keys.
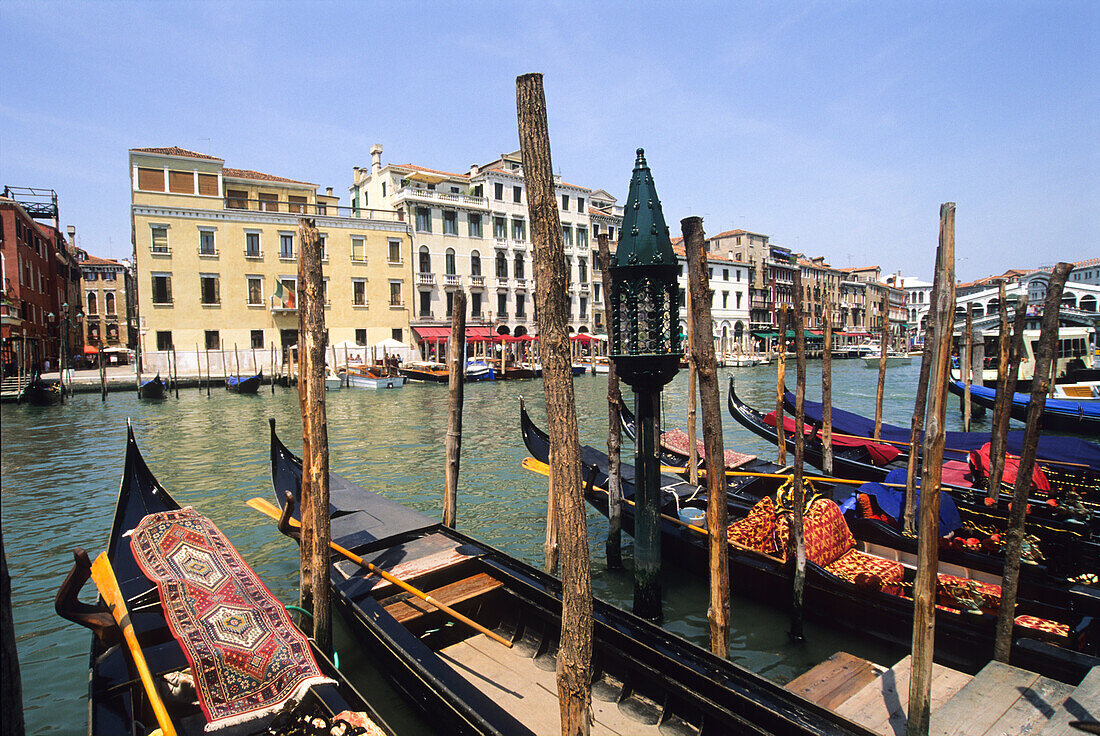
[
  {"x1": 618, "y1": 399, "x2": 768, "y2": 472},
  {"x1": 948, "y1": 379, "x2": 1100, "y2": 437},
  {"x1": 54, "y1": 424, "x2": 393, "y2": 735},
  {"x1": 268, "y1": 419, "x2": 879, "y2": 736},
  {"x1": 138, "y1": 372, "x2": 167, "y2": 400},
  {"x1": 520, "y1": 406, "x2": 1100, "y2": 685},
  {"x1": 226, "y1": 370, "x2": 262, "y2": 394},
  {"x1": 730, "y1": 378, "x2": 1100, "y2": 558},
  {"x1": 24, "y1": 370, "x2": 61, "y2": 405}
]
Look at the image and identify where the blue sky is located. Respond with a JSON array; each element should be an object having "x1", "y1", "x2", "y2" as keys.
[{"x1": 2, "y1": 1, "x2": 1096, "y2": 281}]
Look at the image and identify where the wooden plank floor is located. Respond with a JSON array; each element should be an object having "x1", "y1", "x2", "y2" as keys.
[
  {"x1": 439, "y1": 633, "x2": 667, "y2": 735},
  {"x1": 836, "y1": 655, "x2": 971, "y2": 736},
  {"x1": 786, "y1": 651, "x2": 884, "y2": 710}
]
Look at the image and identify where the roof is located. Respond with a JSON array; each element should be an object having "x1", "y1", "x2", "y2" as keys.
[
  {"x1": 130, "y1": 147, "x2": 223, "y2": 161},
  {"x1": 397, "y1": 163, "x2": 469, "y2": 179},
  {"x1": 222, "y1": 168, "x2": 317, "y2": 187},
  {"x1": 82, "y1": 254, "x2": 123, "y2": 267},
  {"x1": 838, "y1": 265, "x2": 878, "y2": 273}
]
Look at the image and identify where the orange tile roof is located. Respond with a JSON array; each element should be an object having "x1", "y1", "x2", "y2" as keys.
[
  {"x1": 82, "y1": 254, "x2": 123, "y2": 267},
  {"x1": 398, "y1": 163, "x2": 469, "y2": 179},
  {"x1": 131, "y1": 146, "x2": 223, "y2": 161},
  {"x1": 222, "y1": 168, "x2": 317, "y2": 186}
]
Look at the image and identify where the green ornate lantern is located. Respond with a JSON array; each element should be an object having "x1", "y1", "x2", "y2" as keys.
[{"x1": 609, "y1": 149, "x2": 683, "y2": 391}]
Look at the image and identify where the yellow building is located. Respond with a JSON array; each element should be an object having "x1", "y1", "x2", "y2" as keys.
[{"x1": 129, "y1": 147, "x2": 412, "y2": 363}]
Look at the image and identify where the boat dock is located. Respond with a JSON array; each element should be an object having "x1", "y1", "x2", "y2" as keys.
[{"x1": 787, "y1": 652, "x2": 1098, "y2": 735}]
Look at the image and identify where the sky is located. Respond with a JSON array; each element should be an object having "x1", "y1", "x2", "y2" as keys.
[{"x1": 1, "y1": 1, "x2": 1096, "y2": 282}]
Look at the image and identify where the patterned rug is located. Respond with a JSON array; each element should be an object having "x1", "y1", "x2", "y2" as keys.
[
  {"x1": 661, "y1": 428, "x2": 757, "y2": 469},
  {"x1": 131, "y1": 507, "x2": 333, "y2": 731}
]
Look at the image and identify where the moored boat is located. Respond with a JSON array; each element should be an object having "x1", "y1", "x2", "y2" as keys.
[
  {"x1": 138, "y1": 373, "x2": 166, "y2": 399},
  {"x1": 399, "y1": 360, "x2": 449, "y2": 382},
  {"x1": 268, "y1": 420, "x2": 880, "y2": 736},
  {"x1": 465, "y1": 359, "x2": 496, "y2": 381},
  {"x1": 54, "y1": 424, "x2": 393, "y2": 735},
  {"x1": 24, "y1": 371, "x2": 61, "y2": 405},
  {"x1": 947, "y1": 379, "x2": 1100, "y2": 437},
  {"x1": 226, "y1": 370, "x2": 262, "y2": 394},
  {"x1": 346, "y1": 363, "x2": 406, "y2": 389},
  {"x1": 859, "y1": 352, "x2": 913, "y2": 367}
]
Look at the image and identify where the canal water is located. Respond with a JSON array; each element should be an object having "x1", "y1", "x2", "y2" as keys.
[{"x1": 1, "y1": 358, "x2": 984, "y2": 734}]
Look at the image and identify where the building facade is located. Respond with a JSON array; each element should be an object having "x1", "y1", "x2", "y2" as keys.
[
  {"x1": 78, "y1": 251, "x2": 137, "y2": 361},
  {"x1": 670, "y1": 238, "x2": 752, "y2": 354},
  {"x1": 129, "y1": 147, "x2": 413, "y2": 361},
  {"x1": 348, "y1": 145, "x2": 623, "y2": 350}
]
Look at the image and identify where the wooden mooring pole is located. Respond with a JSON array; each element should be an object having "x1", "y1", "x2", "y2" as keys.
[
  {"x1": 195, "y1": 345, "x2": 202, "y2": 394},
  {"x1": 234, "y1": 344, "x2": 241, "y2": 384},
  {"x1": 443, "y1": 291, "x2": 466, "y2": 528},
  {"x1": 683, "y1": 216, "x2": 730, "y2": 658},
  {"x1": 874, "y1": 292, "x2": 888, "y2": 440},
  {"x1": 99, "y1": 349, "x2": 107, "y2": 401},
  {"x1": 789, "y1": 272, "x2": 809, "y2": 642},
  {"x1": 685, "y1": 276, "x2": 699, "y2": 485},
  {"x1": 775, "y1": 306, "x2": 788, "y2": 467},
  {"x1": 171, "y1": 345, "x2": 179, "y2": 399},
  {"x1": 517, "y1": 71, "x2": 592, "y2": 736},
  {"x1": 993, "y1": 263, "x2": 1072, "y2": 662},
  {"x1": 907, "y1": 203, "x2": 956, "y2": 736},
  {"x1": 963, "y1": 307, "x2": 973, "y2": 430},
  {"x1": 821, "y1": 293, "x2": 834, "y2": 476},
  {"x1": 596, "y1": 233, "x2": 623, "y2": 570},
  {"x1": 1, "y1": 531, "x2": 25, "y2": 736},
  {"x1": 296, "y1": 217, "x2": 332, "y2": 654},
  {"x1": 987, "y1": 295, "x2": 1028, "y2": 499},
  {"x1": 205, "y1": 347, "x2": 211, "y2": 396}
]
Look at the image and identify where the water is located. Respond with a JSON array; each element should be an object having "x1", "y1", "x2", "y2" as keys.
[{"x1": 1, "y1": 358, "x2": 976, "y2": 734}]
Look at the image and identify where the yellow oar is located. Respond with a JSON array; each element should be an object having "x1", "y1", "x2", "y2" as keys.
[
  {"x1": 246, "y1": 498, "x2": 512, "y2": 649},
  {"x1": 89, "y1": 552, "x2": 176, "y2": 736}
]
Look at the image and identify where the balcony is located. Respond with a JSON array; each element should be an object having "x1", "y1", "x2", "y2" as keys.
[
  {"x1": 244, "y1": 249, "x2": 263, "y2": 259},
  {"x1": 469, "y1": 275, "x2": 486, "y2": 288},
  {"x1": 392, "y1": 187, "x2": 488, "y2": 209},
  {"x1": 494, "y1": 238, "x2": 508, "y2": 249},
  {"x1": 271, "y1": 301, "x2": 297, "y2": 313},
  {"x1": 514, "y1": 314, "x2": 527, "y2": 323},
  {"x1": 514, "y1": 278, "x2": 528, "y2": 290},
  {"x1": 577, "y1": 283, "x2": 590, "y2": 293},
  {"x1": 223, "y1": 196, "x2": 402, "y2": 222},
  {"x1": 496, "y1": 312, "x2": 509, "y2": 321},
  {"x1": 416, "y1": 272, "x2": 436, "y2": 286},
  {"x1": 442, "y1": 274, "x2": 462, "y2": 287},
  {"x1": 495, "y1": 277, "x2": 509, "y2": 288}
]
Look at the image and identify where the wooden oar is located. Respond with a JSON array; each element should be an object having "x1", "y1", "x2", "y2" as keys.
[
  {"x1": 246, "y1": 497, "x2": 512, "y2": 649},
  {"x1": 659, "y1": 464, "x2": 909, "y2": 489},
  {"x1": 89, "y1": 552, "x2": 177, "y2": 736}
]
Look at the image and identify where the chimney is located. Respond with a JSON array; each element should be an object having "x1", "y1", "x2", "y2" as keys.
[
  {"x1": 470, "y1": 163, "x2": 479, "y2": 177},
  {"x1": 66, "y1": 225, "x2": 76, "y2": 243},
  {"x1": 325, "y1": 187, "x2": 334, "y2": 196},
  {"x1": 370, "y1": 143, "x2": 383, "y2": 174},
  {"x1": 353, "y1": 166, "x2": 361, "y2": 184}
]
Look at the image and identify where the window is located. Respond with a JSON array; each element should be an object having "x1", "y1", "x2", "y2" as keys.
[
  {"x1": 352, "y1": 329, "x2": 366, "y2": 346},
  {"x1": 388, "y1": 239, "x2": 402, "y2": 263},
  {"x1": 607, "y1": 226, "x2": 615, "y2": 240},
  {"x1": 226, "y1": 189, "x2": 248, "y2": 209},
  {"x1": 577, "y1": 227, "x2": 588, "y2": 248},
  {"x1": 85, "y1": 271, "x2": 97, "y2": 282},
  {"x1": 247, "y1": 276, "x2": 263, "y2": 305},
  {"x1": 319, "y1": 234, "x2": 328, "y2": 261},
  {"x1": 418, "y1": 246, "x2": 431, "y2": 273},
  {"x1": 151, "y1": 226, "x2": 169, "y2": 253},
  {"x1": 471, "y1": 250, "x2": 482, "y2": 276},
  {"x1": 471, "y1": 292, "x2": 482, "y2": 317},
  {"x1": 250, "y1": 329, "x2": 264, "y2": 349},
  {"x1": 468, "y1": 213, "x2": 482, "y2": 238},
  {"x1": 446, "y1": 291, "x2": 454, "y2": 317},
  {"x1": 497, "y1": 292, "x2": 508, "y2": 316},
  {"x1": 594, "y1": 283, "x2": 600, "y2": 302},
  {"x1": 577, "y1": 197, "x2": 585, "y2": 212},
  {"x1": 199, "y1": 229, "x2": 216, "y2": 255},
  {"x1": 198, "y1": 173, "x2": 218, "y2": 196},
  {"x1": 736, "y1": 292, "x2": 743, "y2": 308},
  {"x1": 419, "y1": 291, "x2": 431, "y2": 317},
  {"x1": 445, "y1": 248, "x2": 456, "y2": 275},
  {"x1": 200, "y1": 275, "x2": 220, "y2": 305},
  {"x1": 86, "y1": 292, "x2": 98, "y2": 315},
  {"x1": 514, "y1": 253, "x2": 525, "y2": 279},
  {"x1": 204, "y1": 330, "x2": 220, "y2": 349},
  {"x1": 494, "y1": 182, "x2": 504, "y2": 200},
  {"x1": 156, "y1": 331, "x2": 173, "y2": 351},
  {"x1": 258, "y1": 193, "x2": 278, "y2": 212},
  {"x1": 561, "y1": 194, "x2": 569, "y2": 211},
  {"x1": 151, "y1": 274, "x2": 172, "y2": 304},
  {"x1": 722, "y1": 291, "x2": 729, "y2": 308},
  {"x1": 494, "y1": 216, "x2": 507, "y2": 239},
  {"x1": 513, "y1": 186, "x2": 522, "y2": 203},
  {"x1": 579, "y1": 297, "x2": 587, "y2": 317},
  {"x1": 353, "y1": 278, "x2": 367, "y2": 306},
  {"x1": 138, "y1": 168, "x2": 165, "y2": 191},
  {"x1": 351, "y1": 236, "x2": 366, "y2": 262},
  {"x1": 562, "y1": 225, "x2": 573, "y2": 246},
  {"x1": 102, "y1": 271, "x2": 116, "y2": 281},
  {"x1": 323, "y1": 278, "x2": 330, "y2": 305},
  {"x1": 168, "y1": 170, "x2": 194, "y2": 194},
  {"x1": 105, "y1": 292, "x2": 116, "y2": 316},
  {"x1": 245, "y1": 232, "x2": 261, "y2": 257},
  {"x1": 416, "y1": 207, "x2": 431, "y2": 232},
  {"x1": 516, "y1": 294, "x2": 526, "y2": 317},
  {"x1": 288, "y1": 195, "x2": 307, "y2": 214},
  {"x1": 443, "y1": 210, "x2": 458, "y2": 235},
  {"x1": 578, "y1": 258, "x2": 587, "y2": 283},
  {"x1": 512, "y1": 218, "x2": 526, "y2": 242},
  {"x1": 496, "y1": 251, "x2": 508, "y2": 278},
  {"x1": 723, "y1": 269, "x2": 729, "y2": 281},
  {"x1": 279, "y1": 233, "x2": 294, "y2": 259},
  {"x1": 389, "y1": 281, "x2": 403, "y2": 306}
]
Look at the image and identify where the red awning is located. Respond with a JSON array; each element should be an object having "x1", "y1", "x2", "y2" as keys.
[
  {"x1": 466, "y1": 326, "x2": 497, "y2": 339},
  {"x1": 84, "y1": 345, "x2": 99, "y2": 354},
  {"x1": 413, "y1": 326, "x2": 451, "y2": 340},
  {"x1": 570, "y1": 333, "x2": 603, "y2": 344}
]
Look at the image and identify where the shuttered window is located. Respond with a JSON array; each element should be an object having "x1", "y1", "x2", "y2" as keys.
[
  {"x1": 151, "y1": 227, "x2": 169, "y2": 253},
  {"x1": 138, "y1": 168, "x2": 165, "y2": 191},
  {"x1": 197, "y1": 174, "x2": 219, "y2": 196},
  {"x1": 168, "y1": 171, "x2": 194, "y2": 194},
  {"x1": 288, "y1": 195, "x2": 307, "y2": 214},
  {"x1": 226, "y1": 189, "x2": 249, "y2": 209},
  {"x1": 258, "y1": 193, "x2": 278, "y2": 212},
  {"x1": 200, "y1": 275, "x2": 220, "y2": 305}
]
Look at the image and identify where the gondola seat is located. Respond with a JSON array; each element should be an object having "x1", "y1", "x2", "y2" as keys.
[
  {"x1": 762, "y1": 411, "x2": 901, "y2": 465},
  {"x1": 726, "y1": 496, "x2": 778, "y2": 551},
  {"x1": 1013, "y1": 615, "x2": 1071, "y2": 642}
]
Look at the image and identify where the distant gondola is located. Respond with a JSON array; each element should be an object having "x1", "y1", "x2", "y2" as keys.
[
  {"x1": 226, "y1": 370, "x2": 262, "y2": 394},
  {"x1": 24, "y1": 370, "x2": 61, "y2": 405},
  {"x1": 948, "y1": 379, "x2": 1100, "y2": 437},
  {"x1": 268, "y1": 419, "x2": 880, "y2": 736},
  {"x1": 520, "y1": 404, "x2": 1100, "y2": 684},
  {"x1": 54, "y1": 424, "x2": 393, "y2": 735},
  {"x1": 138, "y1": 372, "x2": 166, "y2": 400}
]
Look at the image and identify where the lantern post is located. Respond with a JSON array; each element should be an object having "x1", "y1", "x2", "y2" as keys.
[{"x1": 608, "y1": 149, "x2": 683, "y2": 620}]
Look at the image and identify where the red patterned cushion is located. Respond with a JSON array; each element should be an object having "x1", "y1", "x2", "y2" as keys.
[
  {"x1": 825, "y1": 548, "x2": 905, "y2": 586},
  {"x1": 727, "y1": 496, "x2": 777, "y2": 553},
  {"x1": 1014, "y1": 615, "x2": 1070, "y2": 641},
  {"x1": 937, "y1": 575, "x2": 1001, "y2": 614},
  {"x1": 774, "y1": 499, "x2": 856, "y2": 566}
]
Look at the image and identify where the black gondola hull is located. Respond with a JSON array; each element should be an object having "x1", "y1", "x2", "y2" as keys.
[{"x1": 138, "y1": 374, "x2": 167, "y2": 400}]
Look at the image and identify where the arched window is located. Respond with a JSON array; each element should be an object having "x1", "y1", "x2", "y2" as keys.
[
  {"x1": 514, "y1": 252, "x2": 525, "y2": 279},
  {"x1": 418, "y1": 246, "x2": 431, "y2": 273},
  {"x1": 86, "y1": 291, "x2": 98, "y2": 315},
  {"x1": 105, "y1": 292, "x2": 116, "y2": 316},
  {"x1": 445, "y1": 248, "x2": 456, "y2": 275},
  {"x1": 1080, "y1": 295, "x2": 1097, "y2": 313},
  {"x1": 1062, "y1": 292, "x2": 1077, "y2": 309},
  {"x1": 496, "y1": 251, "x2": 507, "y2": 278},
  {"x1": 471, "y1": 250, "x2": 481, "y2": 276}
]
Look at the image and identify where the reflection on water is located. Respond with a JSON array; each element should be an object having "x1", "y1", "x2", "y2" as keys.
[{"x1": 2, "y1": 360, "x2": 971, "y2": 734}]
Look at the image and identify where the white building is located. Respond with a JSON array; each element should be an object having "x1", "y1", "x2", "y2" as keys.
[
  {"x1": 348, "y1": 145, "x2": 623, "y2": 350},
  {"x1": 886, "y1": 274, "x2": 933, "y2": 344},
  {"x1": 670, "y1": 239, "x2": 752, "y2": 356}
]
